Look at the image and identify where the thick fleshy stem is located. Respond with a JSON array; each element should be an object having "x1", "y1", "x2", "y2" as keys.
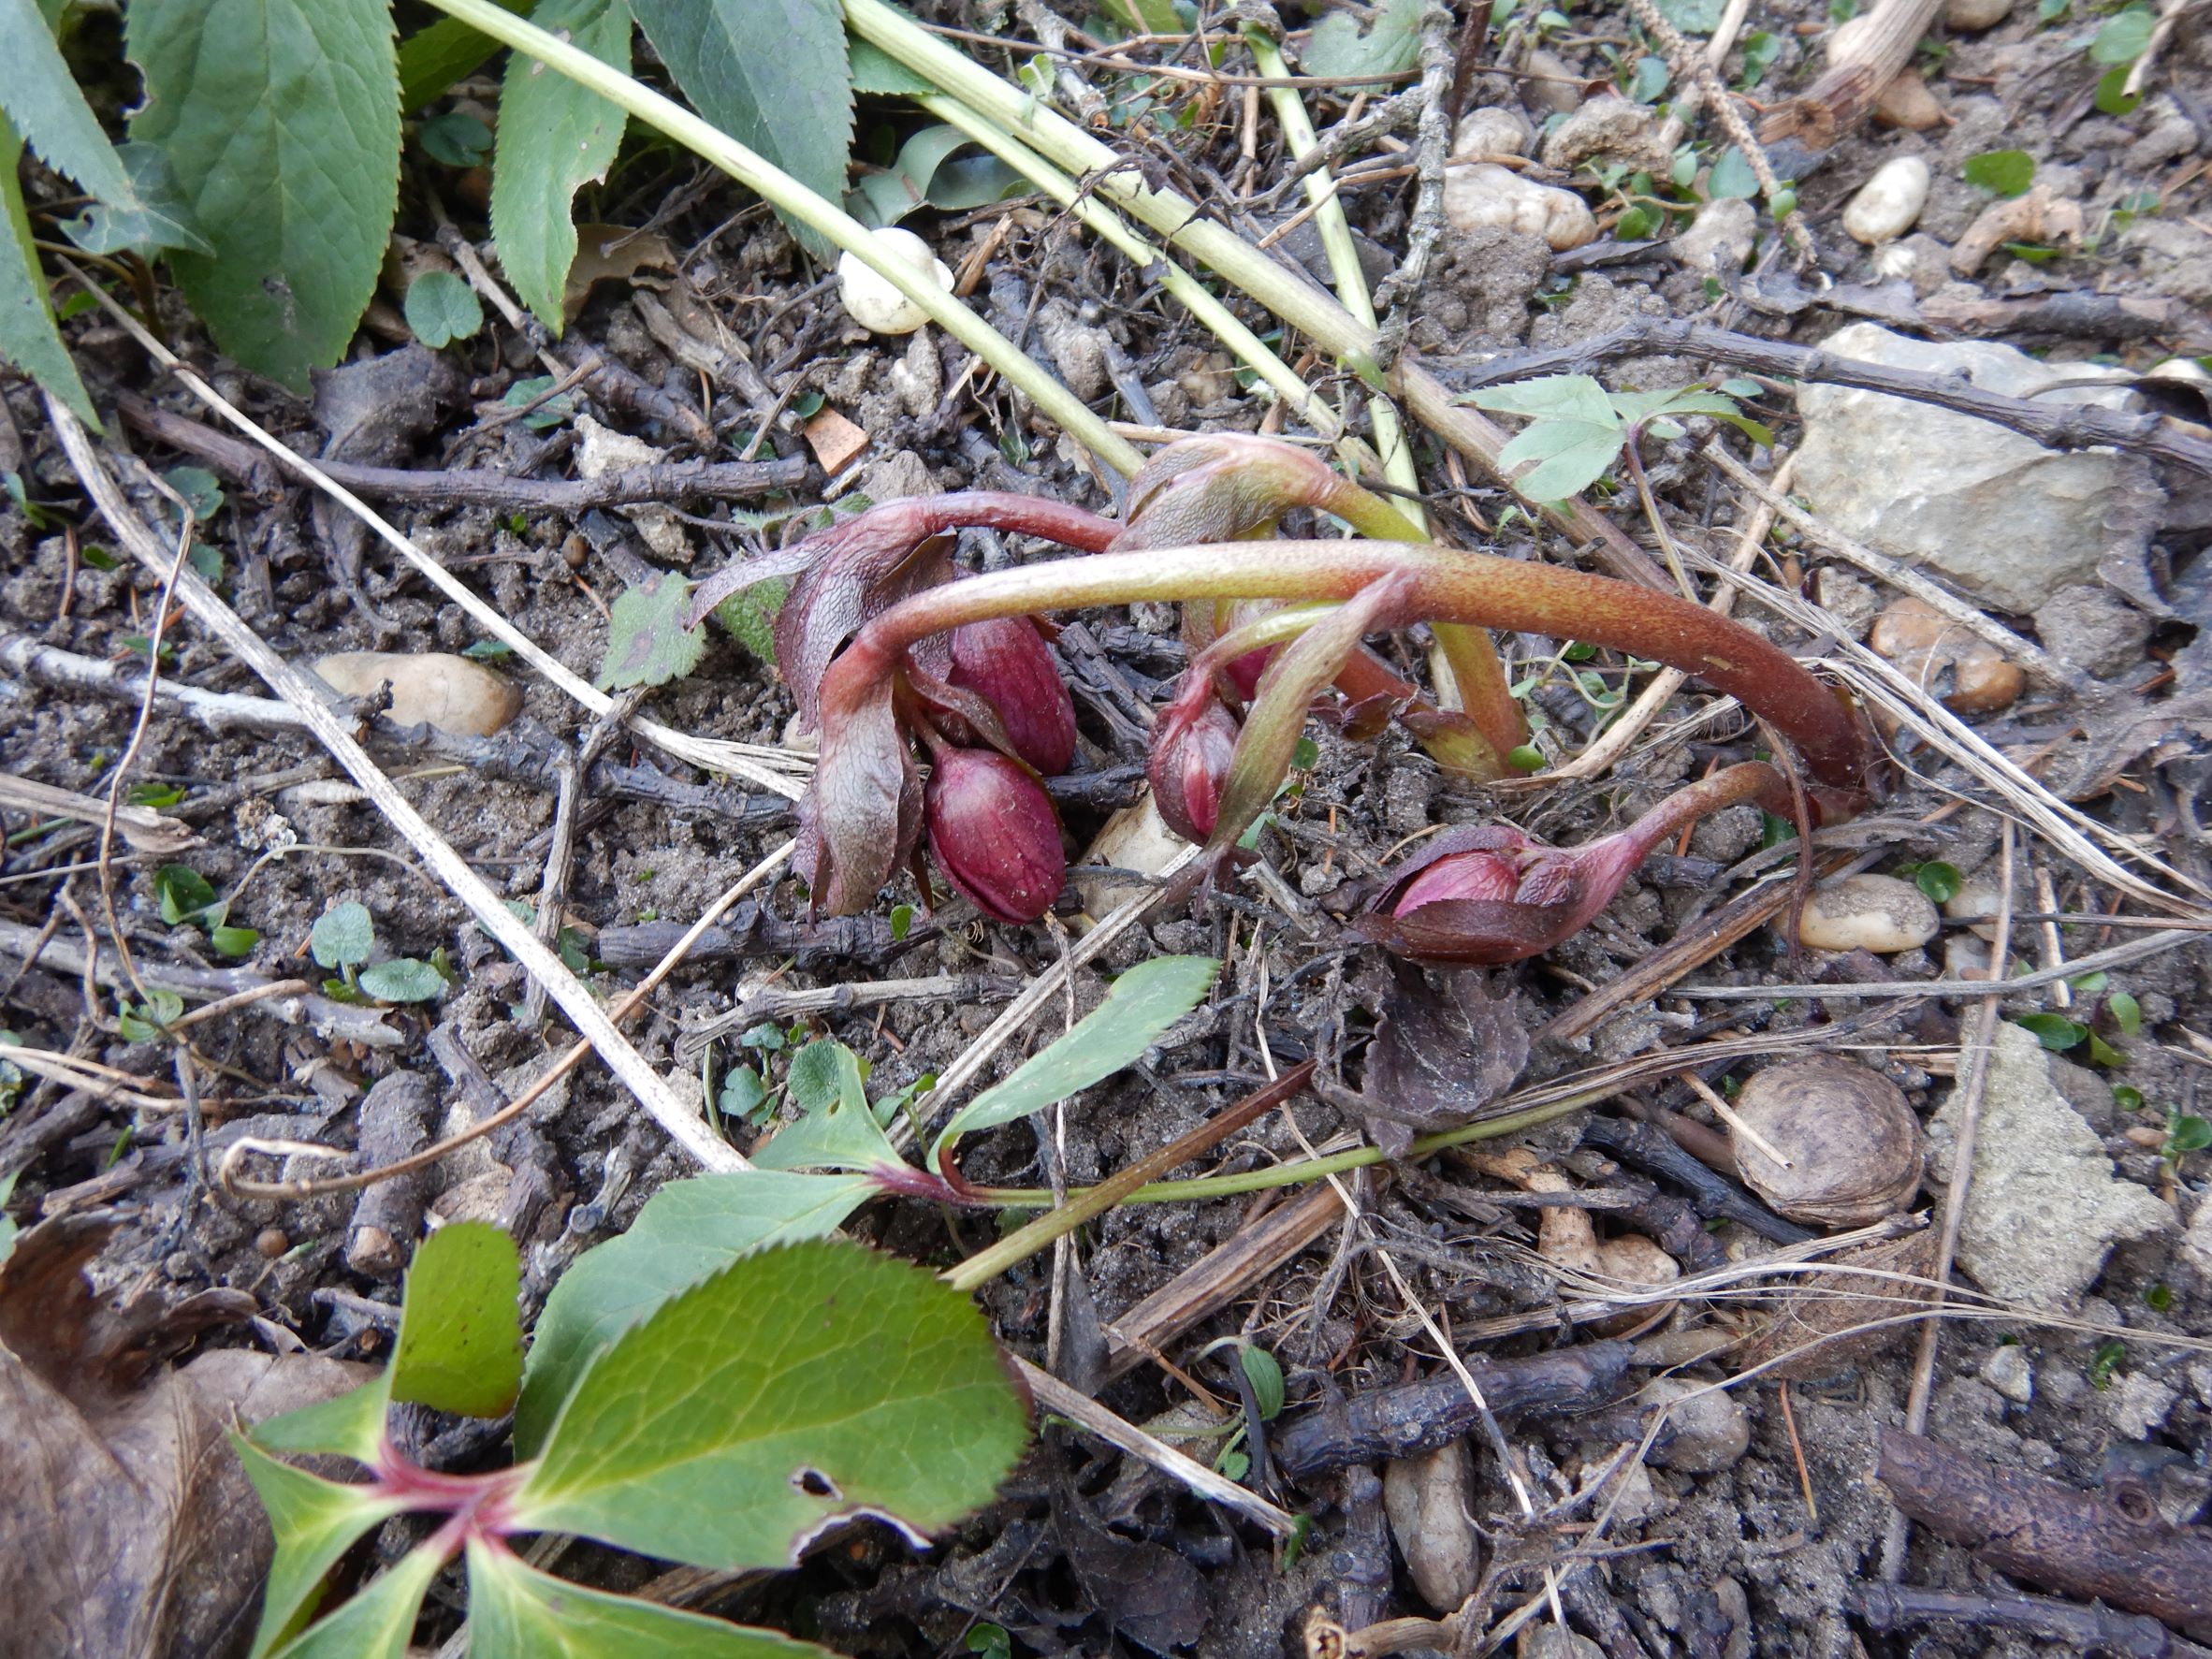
[{"x1": 808, "y1": 543, "x2": 1873, "y2": 915}]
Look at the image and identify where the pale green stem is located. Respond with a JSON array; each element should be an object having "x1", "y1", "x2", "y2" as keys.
[
  {"x1": 915, "y1": 93, "x2": 1346, "y2": 443},
  {"x1": 1243, "y1": 27, "x2": 1425, "y2": 538},
  {"x1": 418, "y1": 0, "x2": 1142, "y2": 476}
]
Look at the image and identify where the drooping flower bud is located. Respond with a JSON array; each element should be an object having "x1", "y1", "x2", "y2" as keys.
[
  {"x1": 924, "y1": 745, "x2": 1067, "y2": 923},
  {"x1": 945, "y1": 617, "x2": 1077, "y2": 777},
  {"x1": 1359, "y1": 763, "x2": 1791, "y2": 964},
  {"x1": 1148, "y1": 696, "x2": 1241, "y2": 844}
]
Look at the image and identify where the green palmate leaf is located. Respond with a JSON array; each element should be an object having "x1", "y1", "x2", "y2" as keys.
[
  {"x1": 1302, "y1": 0, "x2": 1420, "y2": 78},
  {"x1": 515, "y1": 1240, "x2": 1029, "y2": 1568},
  {"x1": 126, "y1": 0, "x2": 403, "y2": 390},
  {"x1": 397, "y1": 0, "x2": 533, "y2": 109},
  {"x1": 402, "y1": 268, "x2": 484, "y2": 348},
  {"x1": 467, "y1": 1542, "x2": 837, "y2": 1659},
  {"x1": 629, "y1": 0, "x2": 851, "y2": 263},
  {"x1": 357, "y1": 957, "x2": 448, "y2": 1003},
  {"x1": 515, "y1": 1171, "x2": 876, "y2": 1453},
  {"x1": 265, "y1": 1539, "x2": 445, "y2": 1659},
  {"x1": 238, "y1": 1438, "x2": 411, "y2": 1659},
  {"x1": 310, "y1": 901, "x2": 374, "y2": 969},
  {"x1": 751, "y1": 1042, "x2": 901, "y2": 1173},
  {"x1": 1494, "y1": 418, "x2": 1625, "y2": 501},
  {"x1": 599, "y1": 569, "x2": 708, "y2": 689},
  {"x1": 1464, "y1": 373, "x2": 1615, "y2": 424},
  {"x1": 389, "y1": 1219, "x2": 523, "y2": 1418},
  {"x1": 0, "y1": 115, "x2": 95, "y2": 426},
  {"x1": 491, "y1": 0, "x2": 633, "y2": 331},
  {"x1": 932, "y1": 954, "x2": 1219, "y2": 1163}
]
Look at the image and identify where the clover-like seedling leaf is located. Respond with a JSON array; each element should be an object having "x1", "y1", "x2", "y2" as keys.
[
  {"x1": 514, "y1": 1240, "x2": 1029, "y2": 1569},
  {"x1": 1963, "y1": 149, "x2": 2036, "y2": 198},
  {"x1": 932, "y1": 954, "x2": 1219, "y2": 1165},
  {"x1": 357, "y1": 957, "x2": 447, "y2": 1004},
  {"x1": 2090, "y1": 4, "x2": 2153, "y2": 62},
  {"x1": 515, "y1": 1171, "x2": 879, "y2": 1454},
  {"x1": 402, "y1": 268, "x2": 484, "y2": 349},
  {"x1": 389, "y1": 1219, "x2": 523, "y2": 1419},
  {"x1": 600, "y1": 570, "x2": 709, "y2": 690},
  {"x1": 466, "y1": 1541, "x2": 837, "y2": 1658},
  {"x1": 310, "y1": 902, "x2": 374, "y2": 969}
]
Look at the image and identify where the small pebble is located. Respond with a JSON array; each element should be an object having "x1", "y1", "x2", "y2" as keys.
[
  {"x1": 1842, "y1": 155, "x2": 1931, "y2": 245},
  {"x1": 1383, "y1": 1439, "x2": 1481, "y2": 1611},
  {"x1": 1639, "y1": 1376, "x2": 1752, "y2": 1472},
  {"x1": 1784, "y1": 872, "x2": 1939, "y2": 953},
  {"x1": 255, "y1": 1227, "x2": 291, "y2": 1259},
  {"x1": 1944, "y1": 0, "x2": 2012, "y2": 27},
  {"x1": 1452, "y1": 106, "x2": 1533, "y2": 158},
  {"x1": 1981, "y1": 1343, "x2": 2034, "y2": 1404},
  {"x1": 313, "y1": 651, "x2": 524, "y2": 738},
  {"x1": 835, "y1": 226, "x2": 953, "y2": 336},
  {"x1": 1441, "y1": 163, "x2": 1596, "y2": 251}
]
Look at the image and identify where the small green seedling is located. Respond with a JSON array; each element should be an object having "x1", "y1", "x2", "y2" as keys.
[
  {"x1": 1461, "y1": 376, "x2": 1775, "y2": 503},
  {"x1": 310, "y1": 901, "x2": 448, "y2": 1005},
  {"x1": 240, "y1": 1222, "x2": 1028, "y2": 1657}
]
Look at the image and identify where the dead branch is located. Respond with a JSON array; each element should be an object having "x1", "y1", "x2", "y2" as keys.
[{"x1": 1758, "y1": 0, "x2": 1947, "y2": 150}]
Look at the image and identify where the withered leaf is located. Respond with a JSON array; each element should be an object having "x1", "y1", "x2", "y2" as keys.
[
  {"x1": 0, "y1": 1213, "x2": 371, "y2": 1659},
  {"x1": 1360, "y1": 963, "x2": 1531, "y2": 1156},
  {"x1": 1052, "y1": 1482, "x2": 1208, "y2": 1653}
]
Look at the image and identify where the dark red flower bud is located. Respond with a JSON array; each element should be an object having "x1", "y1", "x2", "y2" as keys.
[
  {"x1": 946, "y1": 617, "x2": 1077, "y2": 776},
  {"x1": 1148, "y1": 696, "x2": 1241, "y2": 844},
  {"x1": 924, "y1": 746, "x2": 1067, "y2": 923}
]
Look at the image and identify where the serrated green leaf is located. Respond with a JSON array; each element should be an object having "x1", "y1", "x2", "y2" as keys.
[
  {"x1": 752, "y1": 1043, "x2": 899, "y2": 1173},
  {"x1": 396, "y1": 0, "x2": 532, "y2": 110},
  {"x1": 711, "y1": 575, "x2": 787, "y2": 663},
  {"x1": 1962, "y1": 149, "x2": 2035, "y2": 197},
  {"x1": 126, "y1": 0, "x2": 403, "y2": 390},
  {"x1": 630, "y1": 0, "x2": 851, "y2": 263},
  {"x1": 237, "y1": 1437, "x2": 410, "y2": 1659},
  {"x1": 932, "y1": 954, "x2": 1219, "y2": 1164},
  {"x1": 516, "y1": 1171, "x2": 877, "y2": 1453},
  {"x1": 2090, "y1": 5, "x2": 2153, "y2": 62},
  {"x1": 389, "y1": 1219, "x2": 523, "y2": 1418},
  {"x1": 599, "y1": 569, "x2": 707, "y2": 690},
  {"x1": 264, "y1": 1537, "x2": 444, "y2": 1659},
  {"x1": 491, "y1": 0, "x2": 632, "y2": 331},
  {"x1": 848, "y1": 33, "x2": 933, "y2": 95},
  {"x1": 467, "y1": 1541, "x2": 837, "y2": 1659},
  {"x1": 515, "y1": 1240, "x2": 1029, "y2": 1568},
  {"x1": 1464, "y1": 374, "x2": 1616, "y2": 425},
  {"x1": 250, "y1": 1375, "x2": 391, "y2": 1463},
  {"x1": 357, "y1": 957, "x2": 447, "y2": 1003},
  {"x1": 401, "y1": 268, "x2": 483, "y2": 350},
  {"x1": 311, "y1": 902, "x2": 374, "y2": 969},
  {"x1": 0, "y1": 0, "x2": 137, "y2": 205},
  {"x1": 0, "y1": 115, "x2": 95, "y2": 426},
  {"x1": 1495, "y1": 417, "x2": 1624, "y2": 501},
  {"x1": 1302, "y1": 0, "x2": 1420, "y2": 78}
]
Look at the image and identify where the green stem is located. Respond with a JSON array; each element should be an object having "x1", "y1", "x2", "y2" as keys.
[
  {"x1": 417, "y1": 0, "x2": 1142, "y2": 477},
  {"x1": 915, "y1": 94, "x2": 1345, "y2": 442}
]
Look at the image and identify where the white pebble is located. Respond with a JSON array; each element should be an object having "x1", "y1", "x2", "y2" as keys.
[
  {"x1": 1842, "y1": 156, "x2": 1931, "y2": 245},
  {"x1": 1442, "y1": 162, "x2": 1596, "y2": 251},
  {"x1": 312, "y1": 652, "x2": 522, "y2": 738},
  {"x1": 1784, "y1": 872, "x2": 1940, "y2": 953},
  {"x1": 835, "y1": 226, "x2": 953, "y2": 336}
]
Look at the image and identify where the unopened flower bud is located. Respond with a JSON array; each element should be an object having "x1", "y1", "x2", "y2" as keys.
[
  {"x1": 946, "y1": 617, "x2": 1077, "y2": 777},
  {"x1": 924, "y1": 746, "x2": 1066, "y2": 923},
  {"x1": 1148, "y1": 696, "x2": 1240, "y2": 844}
]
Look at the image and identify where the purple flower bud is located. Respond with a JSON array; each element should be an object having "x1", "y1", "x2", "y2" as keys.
[
  {"x1": 925, "y1": 745, "x2": 1067, "y2": 923},
  {"x1": 1148, "y1": 696, "x2": 1241, "y2": 844},
  {"x1": 946, "y1": 617, "x2": 1078, "y2": 777}
]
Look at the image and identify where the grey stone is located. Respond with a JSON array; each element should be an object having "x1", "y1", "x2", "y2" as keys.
[
  {"x1": 2109, "y1": 1371, "x2": 2179, "y2": 1438},
  {"x1": 2032, "y1": 582, "x2": 2150, "y2": 679},
  {"x1": 1669, "y1": 198, "x2": 1757, "y2": 275},
  {"x1": 1639, "y1": 1376, "x2": 1752, "y2": 1472},
  {"x1": 1980, "y1": 1343, "x2": 2034, "y2": 1404},
  {"x1": 1926, "y1": 1022, "x2": 2176, "y2": 1310},
  {"x1": 1793, "y1": 324, "x2": 2164, "y2": 612}
]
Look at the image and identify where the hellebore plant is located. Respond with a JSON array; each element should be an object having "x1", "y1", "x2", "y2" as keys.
[{"x1": 692, "y1": 434, "x2": 1875, "y2": 949}]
